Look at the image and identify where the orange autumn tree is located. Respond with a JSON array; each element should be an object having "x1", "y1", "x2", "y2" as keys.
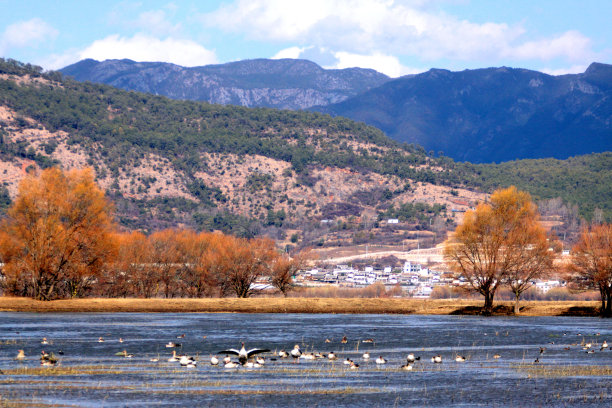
[
  {"x1": 567, "y1": 223, "x2": 612, "y2": 317},
  {"x1": 149, "y1": 229, "x2": 184, "y2": 298},
  {"x1": 444, "y1": 186, "x2": 552, "y2": 315},
  {"x1": 109, "y1": 231, "x2": 156, "y2": 298},
  {"x1": 176, "y1": 230, "x2": 217, "y2": 298},
  {"x1": 214, "y1": 235, "x2": 278, "y2": 298},
  {"x1": 0, "y1": 168, "x2": 116, "y2": 300}
]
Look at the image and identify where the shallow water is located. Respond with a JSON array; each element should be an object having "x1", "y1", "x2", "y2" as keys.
[{"x1": 0, "y1": 313, "x2": 611, "y2": 407}]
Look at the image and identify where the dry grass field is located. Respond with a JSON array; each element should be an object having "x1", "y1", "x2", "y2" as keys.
[{"x1": 0, "y1": 297, "x2": 601, "y2": 316}]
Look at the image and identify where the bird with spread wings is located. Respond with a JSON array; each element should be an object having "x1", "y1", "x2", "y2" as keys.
[{"x1": 219, "y1": 342, "x2": 270, "y2": 365}]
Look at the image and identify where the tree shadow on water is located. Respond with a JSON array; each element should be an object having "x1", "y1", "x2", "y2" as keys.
[
  {"x1": 559, "y1": 306, "x2": 599, "y2": 317},
  {"x1": 450, "y1": 305, "x2": 515, "y2": 316}
]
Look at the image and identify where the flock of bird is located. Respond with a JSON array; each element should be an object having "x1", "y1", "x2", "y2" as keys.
[{"x1": 11, "y1": 333, "x2": 610, "y2": 370}]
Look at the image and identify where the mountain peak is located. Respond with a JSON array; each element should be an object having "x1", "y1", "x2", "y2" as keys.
[{"x1": 585, "y1": 62, "x2": 612, "y2": 74}]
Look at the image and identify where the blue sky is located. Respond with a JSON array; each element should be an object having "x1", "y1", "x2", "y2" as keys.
[{"x1": 1, "y1": 0, "x2": 610, "y2": 77}]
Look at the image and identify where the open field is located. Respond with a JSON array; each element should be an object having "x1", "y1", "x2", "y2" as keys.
[{"x1": 0, "y1": 297, "x2": 601, "y2": 316}]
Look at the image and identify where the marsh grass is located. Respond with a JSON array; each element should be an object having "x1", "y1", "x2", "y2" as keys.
[
  {"x1": 147, "y1": 387, "x2": 377, "y2": 396},
  {"x1": 1, "y1": 365, "x2": 157, "y2": 377},
  {"x1": 513, "y1": 364, "x2": 612, "y2": 378}
]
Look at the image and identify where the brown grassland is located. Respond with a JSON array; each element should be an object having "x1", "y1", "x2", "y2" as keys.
[{"x1": 0, "y1": 297, "x2": 601, "y2": 316}]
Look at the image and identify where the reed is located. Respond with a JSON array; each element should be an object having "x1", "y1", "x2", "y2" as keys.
[
  {"x1": 514, "y1": 364, "x2": 612, "y2": 378},
  {"x1": 0, "y1": 296, "x2": 601, "y2": 316}
]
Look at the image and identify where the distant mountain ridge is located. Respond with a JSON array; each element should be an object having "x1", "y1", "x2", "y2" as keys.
[
  {"x1": 318, "y1": 63, "x2": 612, "y2": 163},
  {"x1": 62, "y1": 58, "x2": 612, "y2": 163},
  {"x1": 60, "y1": 58, "x2": 390, "y2": 110}
]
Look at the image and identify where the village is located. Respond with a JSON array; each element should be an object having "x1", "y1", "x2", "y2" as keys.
[{"x1": 294, "y1": 261, "x2": 566, "y2": 298}]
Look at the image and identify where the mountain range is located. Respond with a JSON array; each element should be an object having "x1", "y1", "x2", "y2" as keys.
[
  {"x1": 60, "y1": 58, "x2": 389, "y2": 110},
  {"x1": 61, "y1": 59, "x2": 612, "y2": 164}
]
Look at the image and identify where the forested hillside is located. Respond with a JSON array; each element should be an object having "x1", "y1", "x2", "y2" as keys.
[
  {"x1": 1, "y1": 59, "x2": 610, "y2": 250},
  {"x1": 318, "y1": 63, "x2": 612, "y2": 163}
]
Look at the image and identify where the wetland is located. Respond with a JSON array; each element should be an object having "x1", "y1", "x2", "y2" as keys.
[{"x1": 0, "y1": 313, "x2": 611, "y2": 407}]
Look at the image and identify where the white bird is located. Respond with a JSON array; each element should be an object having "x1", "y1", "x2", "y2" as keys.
[
  {"x1": 375, "y1": 356, "x2": 387, "y2": 365},
  {"x1": 400, "y1": 363, "x2": 413, "y2": 371},
  {"x1": 343, "y1": 358, "x2": 353, "y2": 365},
  {"x1": 98, "y1": 337, "x2": 104, "y2": 343},
  {"x1": 290, "y1": 344, "x2": 302, "y2": 361},
  {"x1": 256, "y1": 356, "x2": 265, "y2": 365},
  {"x1": 600, "y1": 341, "x2": 608, "y2": 350},
  {"x1": 455, "y1": 355, "x2": 466, "y2": 362},
  {"x1": 180, "y1": 355, "x2": 196, "y2": 367},
  {"x1": 219, "y1": 342, "x2": 270, "y2": 366},
  {"x1": 41, "y1": 338, "x2": 49, "y2": 345},
  {"x1": 301, "y1": 352, "x2": 315, "y2": 360},
  {"x1": 278, "y1": 350, "x2": 289, "y2": 358},
  {"x1": 362, "y1": 352, "x2": 370, "y2": 360},
  {"x1": 224, "y1": 361, "x2": 239, "y2": 368},
  {"x1": 223, "y1": 355, "x2": 232, "y2": 364},
  {"x1": 210, "y1": 356, "x2": 219, "y2": 366},
  {"x1": 349, "y1": 361, "x2": 359, "y2": 369},
  {"x1": 15, "y1": 350, "x2": 25, "y2": 360},
  {"x1": 168, "y1": 350, "x2": 179, "y2": 362},
  {"x1": 431, "y1": 355, "x2": 442, "y2": 363},
  {"x1": 407, "y1": 353, "x2": 420, "y2": 363},
  {"x1": 327, "y1": 351, "x2": 338, "y2": 360}
]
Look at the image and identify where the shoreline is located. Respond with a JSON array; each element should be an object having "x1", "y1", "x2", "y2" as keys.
[{"x1": 0, "y1": 297, "x2": 602, "y2": 316}]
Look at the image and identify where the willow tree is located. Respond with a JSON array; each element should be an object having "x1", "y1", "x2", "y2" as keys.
[
  {"x1": 213, "y1": 236, "x2": 277, "y2": 298},
  {"x1": 0, "y1": 168, "x2": 116, "y2": 300},
  {"x1": 444, "y1": 186, "x2": 551, "y2": 315},
  {"x1": 504, "y1": 220, "x2": 554, "y2": 314},
  {"x1": 567, "y1": 223, "x2": 612, "y2": 317}
]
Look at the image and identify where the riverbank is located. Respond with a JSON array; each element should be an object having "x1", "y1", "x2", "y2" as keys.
[{"x1": 0, "y1": 297, "x2": 602, "y2": 316}]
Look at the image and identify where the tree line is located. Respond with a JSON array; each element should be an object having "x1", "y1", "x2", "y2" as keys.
[{"x1": 0, "y1": 168, "x2": 308, "y2": 300}]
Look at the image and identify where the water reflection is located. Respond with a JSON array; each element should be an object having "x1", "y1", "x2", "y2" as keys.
[{"x1": 0, "y1": 313, "x2": 611, "y2": 407}]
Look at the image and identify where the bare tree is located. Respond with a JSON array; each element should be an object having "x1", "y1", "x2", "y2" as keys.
[
  {"x1": 567, "y1": 223, "x2": 612, "y2": 317},
  {"x1": 270, "y1": 249, "x2": 312, "y2": 296},
  {"x1": 504, "y1": 226, "x2": 555, "y2": 314}
]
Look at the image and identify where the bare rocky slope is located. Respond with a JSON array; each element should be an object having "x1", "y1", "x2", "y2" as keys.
[{"x1": 60, "y1": 58, "x2": 390, "y2": 110}]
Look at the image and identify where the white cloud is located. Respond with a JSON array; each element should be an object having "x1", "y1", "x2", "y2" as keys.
[
  {"x1": 44, "y1": 34, "x2": 218, "y2": 70},
  {"x1": 540, "y1": 64, "x2": 589, "y2": 76},
  {"x1": 202, "y1": 0, "x2": 596, "y2": 67},
  {"x1": 133, "y1": 10, "x2": 182, "y2": 36},
  {"x1": 330, "y1": 51, "x2": 423, "y2": 77},
  {"x1": 271, "y1": 46, "x2": 309, "y2": 59},
  {"x1": 0, "y1": 18, "x2": 58, "y2": 54},
  {"x1": 505, "y1": 31, "x2": 594, "y2": 62}
]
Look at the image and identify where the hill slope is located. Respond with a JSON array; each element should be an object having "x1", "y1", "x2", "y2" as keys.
[
  {"x1": 60, "y1": 58, "x2": 390, "y2": 110},
  {"x1": 1, "y1": 59, "x2": 610, "y2": 250},
  {"x1": 1, "y1": 58, "x2": 474, "y2": 247},
  {"x1": 319, "y1": 63, "x2": 612, "y2": 163}
]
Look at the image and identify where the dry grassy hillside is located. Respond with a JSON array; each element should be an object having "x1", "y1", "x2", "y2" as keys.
[{"x1": 0, "y1": 68, "x2": 486, "y2": 250}]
